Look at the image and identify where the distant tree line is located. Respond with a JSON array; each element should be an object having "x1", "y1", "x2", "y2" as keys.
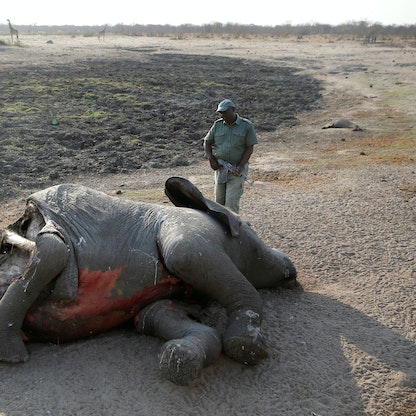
[{"x1": 1, "y1": 21, "x2": 415, "y2": 41}]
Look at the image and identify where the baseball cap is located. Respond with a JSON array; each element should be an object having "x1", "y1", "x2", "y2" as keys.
[{"x1": 216, "y1": 99, "x2": 235, "y2": 112}]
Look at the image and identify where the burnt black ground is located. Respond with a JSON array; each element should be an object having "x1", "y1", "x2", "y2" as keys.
[{"x1": 0, "y1": 52, "x2": 322, "y2": 200}]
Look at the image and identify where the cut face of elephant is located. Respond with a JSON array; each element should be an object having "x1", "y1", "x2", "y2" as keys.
[{"x1": 0, "y1": 177, "x2": 297, "y2": 384}]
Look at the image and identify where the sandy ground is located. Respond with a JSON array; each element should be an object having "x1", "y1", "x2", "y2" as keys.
[{"x1": 0, "y1": 34, "x2": 415, "y2": 415}]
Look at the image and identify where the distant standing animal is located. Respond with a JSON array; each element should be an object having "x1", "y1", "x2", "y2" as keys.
[
  {"x1": 98, "y1": 25, "x2": 107, "y2": 41},
  {"x1": 7, "y1": 19, "x2": 19, "y2": 43}
]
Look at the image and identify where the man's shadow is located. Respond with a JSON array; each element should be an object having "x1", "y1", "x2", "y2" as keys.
[
  {"x1": 0, "y1": 287, "x2": 414, "y2": 416},
  {"x1": 254, "y1": 288, "x2": 416, "y2": 415}
]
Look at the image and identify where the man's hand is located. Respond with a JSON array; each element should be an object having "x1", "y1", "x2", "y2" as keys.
[{"x1": 208, "y1": 156, "x2": 219, "y2": 171}]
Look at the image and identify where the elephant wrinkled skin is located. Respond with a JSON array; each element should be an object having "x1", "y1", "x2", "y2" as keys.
[{"x1": 0, "y1": 177, "x2": 297, "y2": 384}]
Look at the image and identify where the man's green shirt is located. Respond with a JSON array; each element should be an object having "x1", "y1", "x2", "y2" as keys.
[{"x1": 204, "y1": 114, "x2": 258, "y2": 165}]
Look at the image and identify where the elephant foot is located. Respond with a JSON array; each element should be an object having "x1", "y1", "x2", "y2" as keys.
[
  {"x1": 136, "y1": 300, "x2": 222, "y2": 384},
  {"x1": 159, "y1": 336, "x2": 205, "y2": 385},
  {"x1": 223, "y1": 309, "x2": 268, "y2": 365},
  {"x1": 0, "y1": 332, "x2": 29, "y2": 363},
  {"x1": 223, "y1": 335, "x2": 268, "y2": 365}
]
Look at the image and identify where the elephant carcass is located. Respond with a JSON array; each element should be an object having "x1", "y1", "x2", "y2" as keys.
[{"x1": 0, "y1": 177, "x2": 297, "y2": 384}]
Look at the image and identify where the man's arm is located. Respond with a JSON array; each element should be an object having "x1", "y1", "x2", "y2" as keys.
[
  {"x1": 203, "y1": 140, "x2": 219, "y2": 170},
  {"x1": 236, "y1": 145, "x2": 254, "y2": 173}
]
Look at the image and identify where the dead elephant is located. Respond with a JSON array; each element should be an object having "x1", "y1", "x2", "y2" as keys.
[{"x1": 0, "y1": 177, "x2": 297, "y2": 384}]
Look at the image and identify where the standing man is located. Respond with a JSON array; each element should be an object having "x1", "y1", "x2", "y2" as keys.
[{"x1": 203, "y1": 99, "x2": 258, "y2": 213}]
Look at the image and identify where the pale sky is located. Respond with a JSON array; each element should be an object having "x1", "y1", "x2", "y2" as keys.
[{"x1": 3, "y1": 0, "x2": 415, "y2": 27}]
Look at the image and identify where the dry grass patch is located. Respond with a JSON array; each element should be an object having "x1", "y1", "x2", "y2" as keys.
[
  {"x1": 115, "y1": 187, "x2": 168, "y2": 204},
  {"x1": 252, "y1": 169, "x2": 329, "y2": 189},
  {"x1": 307, "y1": 134, "x2": 415, "y2": 170},
  {"x1": 340, "y1": 134, "x2": 414, "y2": 164}
]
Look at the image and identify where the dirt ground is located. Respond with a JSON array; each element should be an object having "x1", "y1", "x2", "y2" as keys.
[{"x1": 0, "y1": 33, "x2": 415, "y2": 415}]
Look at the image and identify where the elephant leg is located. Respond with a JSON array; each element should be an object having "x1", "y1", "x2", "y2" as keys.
[
  {"x1": 0, "y1": 232, "x2": 69, "y2": 363},
  {"x1": 134, "y1": 299, "x2": 221, "y2": 385},
  {"x1": 161, "y1": 242, "x2": 268, "y2": 365}
]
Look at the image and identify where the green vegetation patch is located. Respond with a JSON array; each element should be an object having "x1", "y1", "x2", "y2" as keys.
[{"x1": 0, "y1": 53, "x2": 322, "y2": 199}]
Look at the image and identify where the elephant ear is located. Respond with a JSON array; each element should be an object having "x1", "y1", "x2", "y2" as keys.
[{"x1": 165, "y1": 177, "x2": 241, "y2": 237}]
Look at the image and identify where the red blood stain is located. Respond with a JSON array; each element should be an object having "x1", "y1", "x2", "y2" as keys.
[{"x1": 23, "y1": 266, "x2": 186, "y2": 342}]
